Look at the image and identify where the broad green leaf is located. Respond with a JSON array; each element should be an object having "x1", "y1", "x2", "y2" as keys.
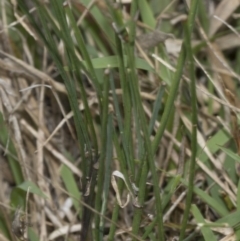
[
  {"x1": 82, "y1": 56, "x2": 153, "y2": 72},
  {"x1": 11, "y1": 188, "x2": 26, "y2": 208},
  {"x1": 138, "y1": 0, "x2": 156, "y2": 28},
  {"x1": 18, "y1": 181, "x2": 48, "y2": 199},
  {"x1": 191, "y1": 204, "x2": 217, "y2": 241},
  {"x1": 60, "y1": 164, "x2": 81, "y2": 214},
  {"x1": 219, "y1": 146, "x2": 240, "y2": 163},
  {"x1": 0, "y1": 214, "x2": 11, "y2": 240},
  {"x1": 28, "y1": 228, "x2": 40, "y2": 241},
  {"x1": 181, "y1": 179, "x2": 228, "y2": 216},
  {"x1": 216, "y1": 210, "x2": 240, "y2": 227}
]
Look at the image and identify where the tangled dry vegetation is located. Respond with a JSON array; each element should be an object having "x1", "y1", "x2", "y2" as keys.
[{"x1": 1, "y1": 0, "x2": 240, "y2": 241}]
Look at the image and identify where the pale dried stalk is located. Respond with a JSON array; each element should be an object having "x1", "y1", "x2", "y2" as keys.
[
  {"x1": 37, "y1": 82, "x2": 47, "y2": 241},
  {"x1": 20, "y1": 119, "x2": 82, "y2": 177},
  {"x1": 0, "y1": 87, "x2": 30, "y2": 180}
]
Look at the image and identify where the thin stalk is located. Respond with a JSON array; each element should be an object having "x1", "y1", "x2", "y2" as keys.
[
  {"x1": 109, "y1": 130, "x2": 147, "y2": 241},
  {"x1": 48, "y1": 1, "x2": 94, "y2": 178},
  {"x1": 50, "y1": 1, "x2": 92, "y2": 147},
  {"x1": 110, "y1": 72, "x2": 124, "y2": 133},
  {"x1": 110, "y1": 69, "x2": 134, "y2": 193},
  {"x1": 131, "y1": 41, "x2": 186, "y2": 240},
  {"x1": 80, "y1": 154, "x2": 99, "y2": 241},
  {"x1": 65, "y1": 6, "x2": 101, "y2": 154},
  {"x1": 108, "y1": 67, "x2": 137, "y2": 240},
  {"x1": 130, "y1": 85, "x2": 145, "y2": 177},
  {"x1": 152, "y1": 45, "x2": 186, "y2": 154},
  {"x1": 99, "y1": 114, "x2": 113, "y2": 241},
  {"x1": 128, "y1": 59, "x2": 165, "y2": 240},
  {"x1": 142, "y1": 175, "x2": 182, "y2": 239},
  {"x1": 148, "y1": 85, "x2": 166, "y2": 135},
  {"x1": 65, "y1": 5, "x2": 103, "y2": 100},
  {"x1": 179, "y1": 0, "x2": 199, "y2": 239},
  {"x1": 94, "y1": 72, "x2": 110, "y2": 241},
  {"x1": 124, "y1": 1, "x2": 166, "y2": 238},
  {"x1": 21, "y1": 1, "x2": 88, "y2": 167},
  {"x1": 107, "y1": 183, "x2": 124, "y2": 241},
  {"x1": 108, "y1": 131, "x2": 130, "y2": 240},
  {"x1": 114, "y1": 32, "x2": 133, "y2": 174},
  {"x1": 131, "y1": 160, "x2": 148, "y2": 240}
]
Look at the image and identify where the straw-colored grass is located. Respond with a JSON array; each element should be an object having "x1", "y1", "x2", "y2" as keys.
[{"x1": 1, "y1": 1, "x2": 240, "y2": 241}]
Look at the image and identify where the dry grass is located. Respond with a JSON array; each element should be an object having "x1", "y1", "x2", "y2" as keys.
[{"x1": 1, "y1": 0, "x2": 240, "y2": 241}]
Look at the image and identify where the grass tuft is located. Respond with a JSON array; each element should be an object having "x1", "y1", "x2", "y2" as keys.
[{"x1": 1, "y1": 0, "x2": 240, "y2": 241}]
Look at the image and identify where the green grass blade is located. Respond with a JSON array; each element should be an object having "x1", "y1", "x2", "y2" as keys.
[
  {"x1": 124, "y1": 1, "x2": 165, "y2": 238},
  {"x1": 65, "y1": 4, "x2": 102, "y2": 99},
  {"x1": 216, "y1": 210, "x2": 240, "y2": 227},
  {"x1": 181, "y1": 179, "x2": 228, "y2": 216},
  {"x1": 179, "y1": 1, "x2": 199, "y2": 237},
  {"x1": 137, "y1": 0, "x2": 156, "y2": 29},
  {"x1": 107, "y1": 132, "x2": 129, "y2": 241},
  {"x1": 81, "y1": 55, "x2": 153, "y2": 71},
  {"x1": 148, "y1": 85, "x2": 166, "y2": 135},
  {"x1": 19, "y1": 1, "x2": 92, "y2": 177},
  {"x1": 114, "y1": 33, "x2": 134, "y2": 174},
  {"x1": 132, "y1": 160, "x2": 148, "y2": 240},
  {"x1": 152, "y1": 45, "x2": 186, "y2": 154},
  {"x1": 94, "y1": 72, "x2": 110, "y2": 241},
  {"x1": 17, "y1": 181, "x2": 48, "y2": 199},
  {"x1": 0, "y1": 214, "x2": 12, "y2": 241},
  {"x1": 238, "y1": 180, "x2": 240, "y2": 211},
  {"x1": 191, "y1": 204, "x2": 217, "y2": 241},
  {"x1": 78, "y1": 0, "x2": 115, "y2": 45},
  {"x1": 99, "y1": 114, "x2": 113, "y2": 241},
  {"x1": 0, "y1": 112, "x2": 23, "y2": 184},
  {"x1": 142, "y1": 175, "x2": 181, "y2": 239},
  {"x1": 220, "y1": 146, "x2": 240, "y2": 163},
  {"x1": 28, "y1": 228, "x2": 40, "y2": 241},
  {"x1": 60, "y1": 164, "x2": 81, "y2": 215}
]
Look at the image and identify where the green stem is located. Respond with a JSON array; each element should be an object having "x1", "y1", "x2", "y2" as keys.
[
  {"x1": 179, "y1": 0, "x2": 199, "y2": 239},
  {"x1": 152, "y1": 45, "x2": 186, "y2": 154},
  {"x1": 94, "y1": 73, "x2": 110, "y2": 241}
]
